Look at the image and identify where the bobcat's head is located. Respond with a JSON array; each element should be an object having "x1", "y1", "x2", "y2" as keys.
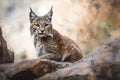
[{"x1": 29, "y1": 7, "x2": 53, "y2": 38}]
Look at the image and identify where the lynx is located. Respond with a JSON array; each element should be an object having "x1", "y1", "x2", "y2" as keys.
[{"x1": 29, "y1": 7, "x2": 82, "y2": 62}]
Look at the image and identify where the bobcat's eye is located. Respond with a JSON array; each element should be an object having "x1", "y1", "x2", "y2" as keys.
[
  {"x1": 35, "y1": 24, "x2": 39, "y2": 27},
  {"x1": 33, "y1": 24, "x2": 39, "y2": 29},
  {"x1": 44, "y1": 24, "x2": 49, "y2": 27}
]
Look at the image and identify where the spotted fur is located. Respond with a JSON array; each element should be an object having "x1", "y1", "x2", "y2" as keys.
[{"x1": 29, "y1": 7, "x2": 82, "y2": 62}]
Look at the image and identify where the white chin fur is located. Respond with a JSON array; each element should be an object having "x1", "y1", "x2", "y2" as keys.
[{"x1": 48, "y1": 33, "x2": 53, "y2": 38}]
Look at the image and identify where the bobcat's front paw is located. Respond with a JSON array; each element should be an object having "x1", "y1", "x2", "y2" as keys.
[{"x1": 38, "y1": 53, "x2": 61, "y2": 61}]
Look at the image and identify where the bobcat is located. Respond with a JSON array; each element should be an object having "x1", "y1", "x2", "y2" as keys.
[{"x1": 29, "y1": 7, "x2": 83, "y2": 62}]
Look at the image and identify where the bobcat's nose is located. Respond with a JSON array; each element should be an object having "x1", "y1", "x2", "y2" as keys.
[{"x1": 39, "y1": 27, "x2": 45, "y2": 33}]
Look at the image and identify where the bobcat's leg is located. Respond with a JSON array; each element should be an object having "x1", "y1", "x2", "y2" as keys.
[
  {"x1": 38, "y1": 53, "x2": 61, "y2": 61},
  {"x1": 62, "y1": 44, "x2": 82, "y2": 62}
]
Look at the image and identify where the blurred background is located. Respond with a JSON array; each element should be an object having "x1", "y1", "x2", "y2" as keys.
[{"x1": 0, "y1": 0, "x2": 120, "y2": 62}]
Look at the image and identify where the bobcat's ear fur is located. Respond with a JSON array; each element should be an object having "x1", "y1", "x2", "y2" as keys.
[
  {"x1": 45, "y1": 7, "x2": 53, "y2": 22},
  {"x1": 29, "y1": 8, "x2": 37, "y2": 22}
]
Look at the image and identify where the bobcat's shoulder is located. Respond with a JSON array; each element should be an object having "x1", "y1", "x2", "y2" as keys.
[{"x1": 52, "y1": 29, "x2": 82, "y2": 62}]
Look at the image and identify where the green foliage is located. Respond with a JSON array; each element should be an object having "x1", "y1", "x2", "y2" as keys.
[
  {"x1": 84, "y1": 15, "x2": 115, "y2": 55},
  {"x1": 20, "y1": 51, "x2": 27, "y2": 59},
  {"x1": 15, "y1": 51, "x2": 27, "y2": 62},
  {"x1": 96, "y1": 15, "x2": 115, "y2": 43}
]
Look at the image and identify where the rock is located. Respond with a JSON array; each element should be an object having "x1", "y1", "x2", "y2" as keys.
[
  {"x1": 4, "y1": 59, "x2": 70, "y2": 80},
  {"x1": 0, "y1": 27, "x2": 14, "y2": 64},
  {"x1": 0, "y1": 72, "x2": 8, "y2": 80}
]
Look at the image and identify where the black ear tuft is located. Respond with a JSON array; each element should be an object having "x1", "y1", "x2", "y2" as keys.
[
  {"x1": 29, "y1": 8, "x2": 37, "y2": 22},
  {"x1": 45, "y1": 7, "x2": 53, "y2": 22}
]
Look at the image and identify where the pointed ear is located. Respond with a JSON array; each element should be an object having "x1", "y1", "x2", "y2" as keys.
[
  {"x1": 29, "y1": 8, "x2": 37, "y2": 22},
  {"x1": 45, "y1": 7, "x2": 53, "y2": 21}
]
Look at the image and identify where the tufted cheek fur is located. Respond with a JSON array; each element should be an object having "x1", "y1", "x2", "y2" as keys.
[
  {"x1": 46, "y1": 25, "x2": 53, "y2": 37},
  {"x1": 30, "y1": 24, "x2": 36, "y2": 36}
]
